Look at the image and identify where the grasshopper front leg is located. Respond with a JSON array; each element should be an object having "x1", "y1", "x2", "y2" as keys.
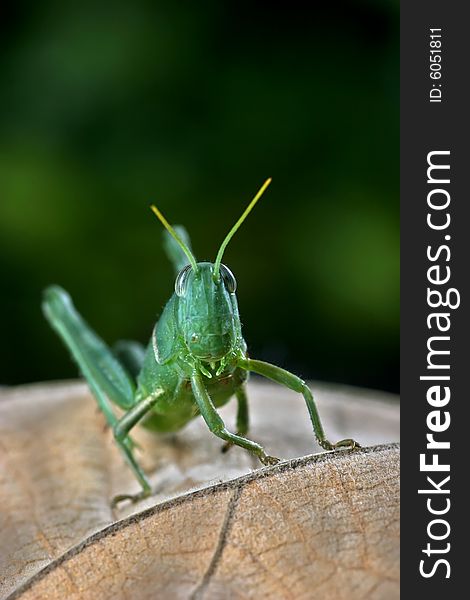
[
  {"x1": 221, "y1": 384, "x2": 249, "y2": 453},
  {"x1": 238, "y1": 358, "x2": 361, "y2": 451},
  {"x1": 191, "y1": 373, "x2": 279, "y2": 465}
]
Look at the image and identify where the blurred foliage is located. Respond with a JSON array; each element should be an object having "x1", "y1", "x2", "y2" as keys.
[{"x1": 0, "y1": 0, "x2": 398, "y2": 392}]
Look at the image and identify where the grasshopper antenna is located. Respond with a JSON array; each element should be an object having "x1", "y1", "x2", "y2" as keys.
[
  {"x1": 213, "y1": 178, "x2": 272, "y2": 281},
  {"x1": 150, "y1": 205, "x2": 199, "y2": 272}
]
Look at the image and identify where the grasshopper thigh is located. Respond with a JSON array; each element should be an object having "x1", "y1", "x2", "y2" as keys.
[{"x1": 43, "y1": 285, "x2": 135, "y2": 410}]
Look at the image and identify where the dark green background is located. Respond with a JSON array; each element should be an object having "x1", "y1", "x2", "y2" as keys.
[{"x1": 0, "y1": 1, "x2": 399, "y2": 392}]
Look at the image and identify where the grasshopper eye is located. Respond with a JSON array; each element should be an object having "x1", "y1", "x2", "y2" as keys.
[
  {"x1": 219, "y1": 263, "x2": 237, "y2": 293},
  {"x1": 175, "y1": 265, "x2": 192, "y2": 296}
]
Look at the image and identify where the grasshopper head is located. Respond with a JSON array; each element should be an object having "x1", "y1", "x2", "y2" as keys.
[
  {"x1": 150, "y1": 178, "x2": 271, "y2": 363},
  {"x1": 175, "y1": 262, "x2": 238, "y2": 360}
]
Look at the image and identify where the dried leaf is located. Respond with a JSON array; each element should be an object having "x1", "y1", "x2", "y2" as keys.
[{"x1": 0, "y1": 380, "x2": 399, "y2": 599}]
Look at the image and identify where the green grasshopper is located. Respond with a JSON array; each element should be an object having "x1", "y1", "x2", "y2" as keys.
[{"x1": 43, "y1": 179, "x2": 359, "y2": 506}]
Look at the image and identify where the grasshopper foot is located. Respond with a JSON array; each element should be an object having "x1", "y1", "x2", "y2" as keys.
[
  {"x1": 111, "y1": 488, "x2": 151, "y2": 508},
  {"x1": 319, "y1": 438, "x2": 361, "y2": 451},
  {"x1": 221, "y1": 441, "x2": 233, "y2": 454},
  {"x1": 259, "y1": 453, "x2": 281, "y2": 466}
]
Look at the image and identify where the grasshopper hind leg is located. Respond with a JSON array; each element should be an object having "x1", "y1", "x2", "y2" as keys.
[
  {"x1": 113, "y1": 340, "x2": 146, "y2": 381},
  {"x1": 42, "y1": 286, "x2": 156, "y2": 504}
]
